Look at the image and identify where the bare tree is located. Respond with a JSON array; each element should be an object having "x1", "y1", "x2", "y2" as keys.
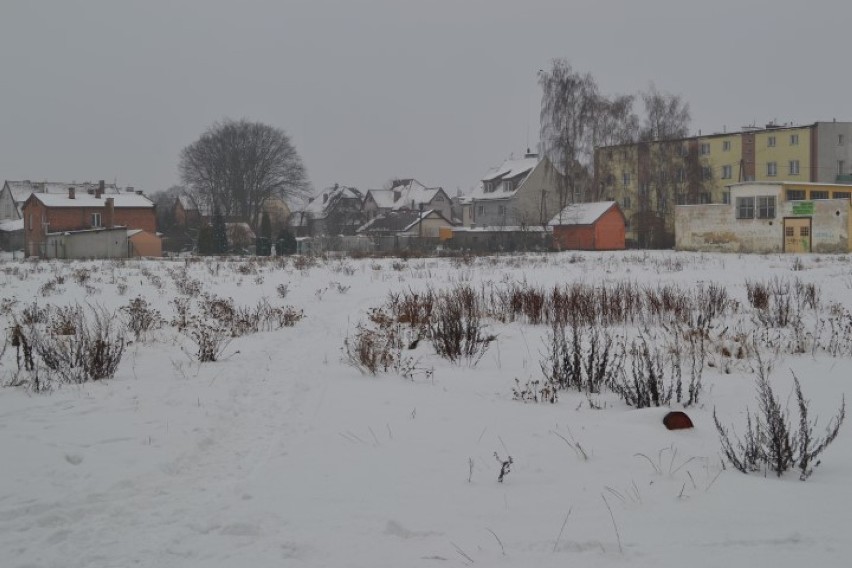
[
  {"x1": 635, "y1": 86, "x2": 700, "y2": 248},
  {"x1": 179, "y1": 119, "x2": 310, "y2": 230},
  {"x1": 540, "y1": 60, "x2": 640, "y2": 210}
]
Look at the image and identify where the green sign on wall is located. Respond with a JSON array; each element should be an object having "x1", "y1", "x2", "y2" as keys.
[{"x1": 791, "y1": 201, "x2": 814, "y2": 215}]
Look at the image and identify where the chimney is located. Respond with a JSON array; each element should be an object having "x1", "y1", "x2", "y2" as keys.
[
  {"x1": 68, "y1": 187, "x2": 75, "y2": 199},
  {"x1": 96, "y1": 179, "x2": 105, "y2": 199},
  {"x1": 104, "y1": 198, "x2": 115, "y2": 228}
]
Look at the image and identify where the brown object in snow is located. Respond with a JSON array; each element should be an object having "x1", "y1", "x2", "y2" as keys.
[{"x1": 663, "y1": 411, "x2": 694, "y2": 430}]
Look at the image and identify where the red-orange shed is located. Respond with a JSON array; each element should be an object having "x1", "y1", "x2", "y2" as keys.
[{"x1": 548, "y1": 201, "x2": 626, "y2": 251}]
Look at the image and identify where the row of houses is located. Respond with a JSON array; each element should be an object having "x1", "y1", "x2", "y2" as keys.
[{"x1": 284, "y1": 153, "x2": 628, "y2": 252}]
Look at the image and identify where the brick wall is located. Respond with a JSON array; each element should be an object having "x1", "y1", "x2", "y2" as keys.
[{"x1": 23, "y1": 198, "x2": 156, "y2": 257}]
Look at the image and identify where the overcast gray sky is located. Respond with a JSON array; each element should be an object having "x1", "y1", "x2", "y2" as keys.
[{"x1": 1, "y1": 0, "x2": 849, "y2": 199}]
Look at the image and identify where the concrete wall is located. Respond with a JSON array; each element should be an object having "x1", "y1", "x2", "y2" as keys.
[
  {"x1": 676, "y1": 196, "x2": 849, "y2": 253},
  {"x1": 43, "y1": 229, "x2": 130, "y2": 259},
  {"x1": 816, "y1": 122, "x2": 852, "y2": 182}
]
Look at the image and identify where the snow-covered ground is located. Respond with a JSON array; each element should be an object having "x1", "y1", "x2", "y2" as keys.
[{"x1": 0, "y1": 251, "x2": 849, "y2": 567}]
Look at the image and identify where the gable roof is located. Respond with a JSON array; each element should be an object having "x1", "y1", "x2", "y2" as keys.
[
  {"x1": 364, "y1": 180, "x2": 448, "y2": 213},
  {"x1": 177, "y1": 195, "x2": 212, "y2": 216},
  {"x1": 548, "y1": 201, "x2": 621, "y2": 226},
  {"x1": 298, "y1": 185, "x2": 363, "y2": 218},
  {"x1": 364, "y1": 189, "x2": 397, "y2": 209},
  {"x1": 469, "y1": 156, "x2": 540, "y2": 201},
  {"x1": 28, "y1": 192, "x2": 154, "y2": 209},
  {"x1": 357, "y1": 209, "x2": 453, "y2": 234}
]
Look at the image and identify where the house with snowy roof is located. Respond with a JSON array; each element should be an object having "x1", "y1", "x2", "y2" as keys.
[
  {"x1": 21, "y1": 186, "x2": 159, "y2": 258},
  {"x1": 362, "y1": 179, "x2": 453, "y2": 221},
  {"x1": 467, "y1": 152, "x2": 562, "y2": 228},
  {"x1": 173, "y1": 194, "x2": 212, "y2": 227},
  {"x1": 289, "y1": 184, "x2": 364, "y2": 236},
  {"x1": 356, "y1": 208, "x2": 454, "y2": 238},
  {"x1": 0, "y1": 180, "x2": 126, "y2": 221},
  {"x1": 548, "y1": 201, "x2": 626, "y2": 250}
]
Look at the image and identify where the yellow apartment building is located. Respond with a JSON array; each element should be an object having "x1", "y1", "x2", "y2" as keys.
[{"x1": 596, "y1": 121, "x2": 852, "y2": 247}]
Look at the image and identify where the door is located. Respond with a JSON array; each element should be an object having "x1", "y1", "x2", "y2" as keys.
[{"x1": 783, "y1": 217, "x2": 812, "y2": 253}]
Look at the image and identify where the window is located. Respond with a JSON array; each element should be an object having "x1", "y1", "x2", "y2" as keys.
[
  {"x1": 757, "y1": 196, "x2": 776, "y2": 219},
  {"x1": 789, "y1": 160, "x2": 800, "y2": 175},
  {"x1": 477, "y1": 205, "x2": 485, "y2": 216},
  {"x1": 702, "y1": 166, "x2": 712, "y2": 181},
  {"x1": 839, "y1": 160, "x2": 846, "y2": 176},
  {"x1": 722, "y1": 191, "x2": 731, "y2": 204},
  {"x1": 722, "y1": 140, "x2": 731, "y2": 151},
  {"x1": 810, "y1": 190, "x2": 829, "y2": 200},
  {"x1": 790, "y1": 134, "x2": 799, "y2": 145},
  {"x1": 483, "y1": 181, "x2": 495, "y2": 193},
  {"x1": 768, "y1": 136, "x2": 776, "y2": 147},
  {"x1": 659, "y1": 194, "x2": 668, "y2": 212},
  {"x1": 28, "y1": 213, "x2": 33, "y2": 231},
  {"x1": 833, "y1": 191, "x2": 851, "y2": 199},
  {"x1": 786, "y1": 189, "x2": 806, "y2": 200},
  {"x1": 622, "y1": 172, "x2": 631, "y2": 186},
  {"x1": 839, "y1": 134, "x2": 845, "y2": 146},
  {"x1": 680, "y1": 145, "x2": 689, "y2": 157},
  {"x1": 699, "y1": 143, "x2": 710, "y2": 156},
  {"x1": 503, "y1": 179, "x2": 515, "y2": 192},
  {"x1": 721, "y1": 165, "x2": 732, "y2": 179},
  {"x1": 622, "y1": 196, "x2": 631, "y2": 209},
  {"x1": 675, "y1": 193, "x2": 686, "y2": 205},
  {"x1": 800, "y1": 226, "x2": 810, "y2": 237},
  {"x1": 91, "y1": 212, "x2": 102, "y2": 227},
  {"x1": 736, "y1": 197, "x2": 755, "y2": 219},
  {"x1": 497, "y1": 205, "x2": 506, "y2": 216},
  {"x1": 785, "y1": 226, "x2": 795, "y2": 237},
  {"x1": 433, "y1": 195, "x2": 444, "y2": 202},
  {"x1": 699, "y1": 192, "x2": 712, "y2": 204},
  {"x1": 767, "y1": 162, "x2": 777, "y2": 176},
  {"x1": 676, "y1": 168, "x2": 686, "y2": 182}
]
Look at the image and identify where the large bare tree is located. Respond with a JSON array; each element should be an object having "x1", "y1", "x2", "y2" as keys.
[{"x1": 179, "y1": 119, "x2": 309, "y2": 230}]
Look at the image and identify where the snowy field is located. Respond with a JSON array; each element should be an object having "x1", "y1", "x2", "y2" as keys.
[{"x1": 0, "y1": 251, "x2": 849, "y2": 568}]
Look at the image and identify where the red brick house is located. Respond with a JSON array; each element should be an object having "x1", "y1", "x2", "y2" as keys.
[
  {"x1": 22, "y1": 186, "x2": 157, "y2": 258},
  {"x1": 548, "y1": 201, "x2": 626, "y2": 251}
]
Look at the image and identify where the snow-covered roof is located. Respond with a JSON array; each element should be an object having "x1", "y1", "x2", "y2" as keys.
[
  {"x1": 469, "y1": 157, "x2": 539, "y2": 201},
  {"x1": 30, "y1": 193, "x2": 154, "y2": 208},
  {"x1": 364, "y1": 180, "x2": 446, "y2": 211},
  {"x1": 357, "y1": 209, "x2": 452, "y2": 234},
  {"x1": 0, "y1": 218, "x2": 24, "y2": 232},
  {"x1": 364, "y1": 189, "x2": 396, "y2": 209},
  {"x1": 298, "y1": 185, "x2": 363, "y2": 218},
  {"x1": 4, "y1": 180, "x2": 123, "y2": 204},
  {"x1": 548, "y1": 201, "x2": 619, "y2": 226},
  {"x1": 177, "y1": 195, "x2": 212, "y2": 215}
]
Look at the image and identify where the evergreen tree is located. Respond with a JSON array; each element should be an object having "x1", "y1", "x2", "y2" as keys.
[
  {"x1": 212, "y1": 203, "x2": 229, "y2": 254},
  {"x1": 277, "y1": 228, "x2": 297, "y2": 255},
  {"x1": 196, "y1": 224, "x2": 214, "y2": 255},
  {"x1": 257, "y1": 211, "x2": 272, "y2": 256}
]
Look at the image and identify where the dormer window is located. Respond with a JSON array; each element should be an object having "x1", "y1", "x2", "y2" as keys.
[{"x1": 503, "y1": 179, "x2": 515, "y2": 192}]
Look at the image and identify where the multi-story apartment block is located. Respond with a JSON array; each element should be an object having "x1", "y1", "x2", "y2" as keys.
[{"x1": 595, "y1": 121, "x2": 852, "y2": 247}]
